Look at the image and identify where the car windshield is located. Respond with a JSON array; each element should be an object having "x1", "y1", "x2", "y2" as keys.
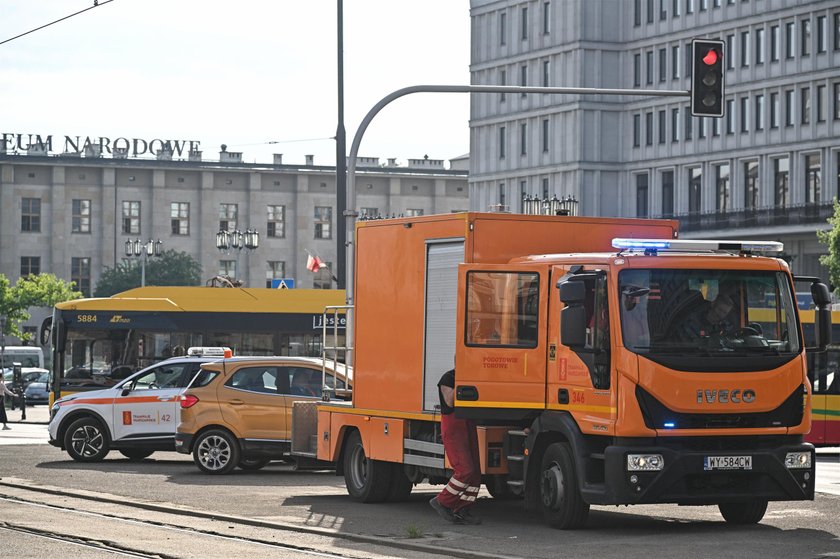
[{"x1": 618, "y1": 269, "x2": 801, "y2": 360}]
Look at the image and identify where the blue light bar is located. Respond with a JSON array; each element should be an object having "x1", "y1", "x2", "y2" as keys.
[
  {"x1": 663, "y1": 422, "x2": 676, "y2": 429},
  {"x1": 612, "y1": 238, "x2": 671, "y2": 250},
  {"x1": 612, "y1": 238, "x2": 784, "y2": 253}
]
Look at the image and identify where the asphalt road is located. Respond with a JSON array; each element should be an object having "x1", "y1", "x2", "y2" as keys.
[{"x1": 1, "y1": 418, "x2": 840, "y2": 559}]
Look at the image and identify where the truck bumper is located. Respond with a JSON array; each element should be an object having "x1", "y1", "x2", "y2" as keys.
[
  {"x1": 174, "y1": 433, "x2": 193, "y2": 454},
  {"x1": 596, "y1": 441, "x2": 815, "y2": 506}
]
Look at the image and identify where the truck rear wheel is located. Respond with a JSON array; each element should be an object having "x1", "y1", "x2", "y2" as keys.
[
  {"x1": 64, "y1": 417, "x2": 110, "y2": 462},
  {"x1": 539, "y1": 442, "x2": 589, "y2": 529},
  {"x1": 343, "y1": 430, "x2": 392, "y2": 502},
  {"x1": 718, "y1": 499, "x2": 768, "y2": 524}
]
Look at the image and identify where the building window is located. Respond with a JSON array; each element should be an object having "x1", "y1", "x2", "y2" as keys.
[
  {"x1": 520, "y1": 122, "x2": 527, "y2": 155},
  {"x1": 685, "y1": 45, "x2": 692, "y2": 78},
  {"x1": 267, "y1": 205, "x2": 285, "y2": 238},
  {"x1": 647, "y1": 0, "x2": 654, "y2": 23},
  {"x1": 770, "y1": 92, "x2": 779, "y2": 128},
  {"x1": 835, "y1": 82, "x2": 840, "y2": 120},
  {"x1": 520, "y1": 181, "x2": 527, "y2": 201},
  {"x1": 520, "y1": 64, "x2": 527, "y2": 95},
  {"x1": 660, "y1": 0, "x2": 667, "y2": 20},
  {"x1": 715, "y1": 163, "x2": 731, "y2": 212},
  {"x1": 801, "y1": 87, "x2": 811, "y2": 125},
  {"x1": 684, "y1": 108, "x2": 693, "y2": 140},
  {"x1": 671, "y1": 108, "x2": 679, "y2": 142},
  {"x1": 499, "y1": 126, "x2": 506, "y2": 158},
  {"x1": 521, "y1": 6, "x2": 528, "y2": 40},
  {"x1": 543, "y1": 1, "x2": 550, "y2": 34},
  {"x1": 219, "y1": 260, "x2": 236, "y2": 278},
  {"x1": 698, "y1": 117, "x2": 706, "y2": 139},
  {"x1": 755, "y1": 27, "x2": 764, "y2": 65},
  {"x1": 542, "y1": 60, "x2": 550, "y2": 87},
  {"x1": 802, "y1": 18, "x2": 811, "y2": 56},
  {"x1": 835, "y1": 12, "x2": 840, "y2": 51},
  {"x1": 744, "y1": 161, "x2": 758, "y2": 210},
  {"x1": 755, "y1": 94, "x2": 765, "y2": 131},
  {"x1": 542, "y1": 118, "x2": 549, "y2": 152},
  {"x1": 71, "y1": 257, "x2": 91, "y2": 297},
  {"x1": 314, "y1": 263, "x2": 333, "y2": 290},
  {"x1": 122, "y1": 201, "x2": 140, "y2": 235},
  {"x1": 219, "y1": 203, "x2": 238, "y2": 232},
  {"x1": 314, "y1": 206, "x2": 332, "y2": 239},
  {"x1": 672, "y1": 45, "x2": 680, "y2": 79},
  {"x1": 688, "y1": 167, "x2": 702, "y2": 214},
  {"x1": 541, "y1": 178, "x2": 549, "y2": 199},
  {"x1": 805, "y1": 153, "x2": 821, "y2": 204},
  {"x1": 712, "y1": 114, "x2": 721, "y2": 136},
  {"x1": 635, "y1": 0, "x2": 642, "y2": 26},
  {"x1": 500, "y1": 69, "x2": 506, "y2": 102},
  {"x1": 686, "y1": 0, "x2": 694, "y2": 15},
  {"x1": 774, "y1": 157, "x2": 790, "y2": 207},
  {"x1": 726, "y1": 35, "x2": 735, "y2": 70},
  {"x1": 499, "y1": 11, "x2": 506, "y2": 45},
  {"x1": 726, "y1": 99, "x2": 735, "y2": 134},
  {"x1": 634, "y1": 54, "x2": 641, "y2": 87},
  {"x1": 646, "y1": 50, "x2": 653, "y2": 85},
  {"x1": 672, "y1": 0, "x2": 680, "y2": 17},
  {"x1": 785, "y1": 21, "x2": 795, "y2": 59},
  {"x1": 634, "y1": 114, "x2": 641, "y2": 147},
  {"x1": 646, "y1": 112, "x2": 653, "y2": 146},
  {"x1": 658, "y1": 110, "x2": 666, "y2": 144},
  {"x1": 21, "y1": 197, "x2": 41, "y2": 233},
  {"x1": 740, "y1": 96, "x2": 749, "y2": 132},
  {"x1": 661, "y1": 171, "x2": 674, "y2": 217},
  {"x1": 265, "y1": 261, "x2": 285, "y2": 288},
  {"x1": 785, "y1": 89, "x2": 795, "y2": 126},
  {"x1": 360, "y1": 207, "x2": 379, "y2": 219},
  {"x1": 20, "y1": 256, "x2": 40, "y2": 277},
  {"x1": 818, "y1": 15, "x2": 827, "y2": 53},
  {"x1": 659, "y1": 48, "x2": 667, "y2": 82},
  {"x1": 770, "y1": 25, "x2": 780, "y2": 61},
  {"x1": 170, "y1": 202, "x2": 189, "y2": 236},
  {"x1": 71, "y1": 199, "x2": 91, "y2": 234},
  {"x1": 498, "y1": 183, "x2": 506, "y2": 207},
  {"x1": 636, "y1": 174, "x2": 649, "y2": 218},
  {"x1": 700, "y1": 0, "x2": 707, "y2": 11},
  {"x1": 740, "y1": 31, "x2": 750, "y2": 67},
  {"x1": 817, "y1": 85, "x2": 826, "y2": 122},
  {"x1": 406, "y1": 209, "x2": 424, "y2": 217}
]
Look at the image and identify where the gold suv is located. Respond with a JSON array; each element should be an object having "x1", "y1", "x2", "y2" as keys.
[{"x1": 175, "y1": 356, "x2": 349, "y2": 474}]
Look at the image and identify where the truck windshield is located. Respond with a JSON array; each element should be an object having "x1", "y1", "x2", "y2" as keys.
[{"x1": 618, "y1": 269, "x2": 801, "y2": 367}]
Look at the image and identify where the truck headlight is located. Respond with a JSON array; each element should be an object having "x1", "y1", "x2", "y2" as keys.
[
  {"x1": 784, "y1": 452, "x2": 812, "y2": 469},
  {"x1": 627, "y1": 454, "x2": 664, "y2": 471}
]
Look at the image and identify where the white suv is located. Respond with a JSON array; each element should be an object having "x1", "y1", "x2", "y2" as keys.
[{"x1": 48, "y1": 349, "x2": 229, "y2": 462}]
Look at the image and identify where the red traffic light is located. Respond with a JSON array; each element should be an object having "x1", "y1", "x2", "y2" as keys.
[{"x1": 702, "y1": 49, "x2": 719, "y2": 66}]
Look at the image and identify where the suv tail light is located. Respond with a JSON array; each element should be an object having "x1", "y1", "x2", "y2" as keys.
[{"x1": 180, "y1": 394, "x2": 199, "y2": 409}]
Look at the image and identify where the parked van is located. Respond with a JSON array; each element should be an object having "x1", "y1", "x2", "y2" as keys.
[{"x1": 1, "y1": 346, "x2": 45, "y2": 369}]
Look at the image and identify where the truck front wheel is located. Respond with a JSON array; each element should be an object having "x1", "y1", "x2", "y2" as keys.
[
  {"x1": 539, "y1": 442, "x2": 589, "y2": 529},
  {"x1": 718, "y1": 499, "x2": 768, "y2": 524},
  {"x1": 343, "y1": 430, "x2": 392, "y2": 502}
]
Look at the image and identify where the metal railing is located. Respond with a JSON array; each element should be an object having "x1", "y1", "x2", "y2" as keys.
[{"x1": 657, "y1": 202, "x2": 834, "y2": 232}]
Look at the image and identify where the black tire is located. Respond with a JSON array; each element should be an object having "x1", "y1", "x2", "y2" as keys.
[
  {"x1": 484, "y1": 474, "x2": 522, "y2": 500},
  {"x1": 193, "y1": 429, "x2": 240, "y2": 475},
  {"x1": 386, "y1": 463, "x2": 414, "y2": 502},
  {"x1": 119, "y1": 449, "x2": 154, "y2": 461},
  {"x1": 342, "y1": 430, "x2": 393, "y2": 502},
  {"x1": 64, "y1": 417, "x2": 111, "y2": 462},
  {"x1": 718, "y1": 500, "x2": 768, "y2": 524},
  {"x1": 539, "y1": 442, "x2": 589, "y2": 529},
  {"x1": 238, "y1": 457, "x2": 271, "y2": 471}
]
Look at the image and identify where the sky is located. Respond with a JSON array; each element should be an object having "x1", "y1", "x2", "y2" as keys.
[{"x1": 0, "y1": 1, "x2": 471, "y2": 167}]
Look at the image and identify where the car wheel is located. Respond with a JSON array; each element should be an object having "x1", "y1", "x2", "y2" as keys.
[
  {"x1": 64, "y1": 417, "x2": 110, "y2": 462},
  {"x1": 719, "y1": 499, "x2": 768, "y2": 524},
  {"x1": 238, "y1": 457, "x2": 271, "y2": 471},
  {"x1": 193, "y1": 429, "x2": 240, "y2": 474},
  {"x1": 539, "y1": 442, "x2": 589, "y2": 529},
  {"x1": 119, "y1": 449, "x2": 154, "y2": 461},
  {"x1": 343, "y1": 430, "x2": 392, "y2": 502}
]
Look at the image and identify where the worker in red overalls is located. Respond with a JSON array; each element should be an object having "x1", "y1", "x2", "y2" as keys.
[{"x1": 429, "y1": 368, "x2": 482, "y2": 525}]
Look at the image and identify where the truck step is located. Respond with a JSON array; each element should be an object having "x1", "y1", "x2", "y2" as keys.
[
  {"x1": 506, "y1": 480, "x2": 525, "y2": 488},
  {"x1": 506, "y1": 455, "x2": 525, "y2": 462},
  {"x1": 507, "y1": 430, "x2": 528, "y2": 437},
  {"x1": 590, "y1": 453, "x2": 605, "y2": 460}
]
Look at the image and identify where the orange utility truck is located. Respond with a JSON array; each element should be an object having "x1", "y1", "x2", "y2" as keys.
[{"x1": 291, "y1": 212, "x2": 831, "y2": 529}]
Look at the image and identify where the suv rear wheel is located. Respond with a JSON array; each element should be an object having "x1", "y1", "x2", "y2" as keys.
[
  {"x1": 64, "y1": 417, "x2": 110, "y2": 462},
  {"x1": 119, "y1": 449, "x2": 154, "y2": 461},
  {"x1": 238, "y1": 457, "x2": 271, "y2": 471},
  {"x1": 193, "y1": 429, "x2": 240, "y2": 474}
]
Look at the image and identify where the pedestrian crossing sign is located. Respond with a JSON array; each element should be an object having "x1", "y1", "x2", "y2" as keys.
[{"x1": 271, "y1": 278, "x2": 295, "y2": 289}]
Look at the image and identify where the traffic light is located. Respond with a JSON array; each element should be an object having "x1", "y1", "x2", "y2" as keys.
[{"x1": 690, "y1": 39, "x2": 725, "y2": 117}]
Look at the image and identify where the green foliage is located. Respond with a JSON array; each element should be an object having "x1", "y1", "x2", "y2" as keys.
[
  {"x1": 817, "y1": 200, "x2": 840, "y2": 293},
  {"x1": 0, "y1": 274, "x2": 82, "y2": 342},
  {"x1": 94, "y1": 250, "x2": 202, "y2": 297}
]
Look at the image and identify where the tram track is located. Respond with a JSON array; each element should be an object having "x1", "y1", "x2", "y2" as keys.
[
  {"x1": 0, "y1": 522, "x2": 166, "y2": 558},
  {"x1": 0, "y1": 480, "x2": 518, "y2": 559}
]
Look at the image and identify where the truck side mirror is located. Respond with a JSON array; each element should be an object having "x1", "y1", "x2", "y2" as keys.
[
  {"x1": 811, "y1": 282, "x2": 832, "y2": 351},
  {"x1": 559, "y1": 281, "x2": 587, "y2": 348}
]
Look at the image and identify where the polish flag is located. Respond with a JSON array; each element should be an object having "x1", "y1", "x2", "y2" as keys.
[{"x1": 306, "y1": 254, "x2": 324, "y2": 273}]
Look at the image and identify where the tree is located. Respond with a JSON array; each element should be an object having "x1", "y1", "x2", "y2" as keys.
[
  {"x1": 0, "y1": 274, "x2": 82, "y2": 343},
  {"x1": 818, "y1": 200, "x2": 840, "y2": 294},
  {"x1": 94, "y1": 250, "x2": 202, "y2": 297}
]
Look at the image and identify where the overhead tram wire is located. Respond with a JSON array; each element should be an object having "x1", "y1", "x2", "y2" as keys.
[{"x1": 0, "y1": 0, "x2": 116, "y2": 47}]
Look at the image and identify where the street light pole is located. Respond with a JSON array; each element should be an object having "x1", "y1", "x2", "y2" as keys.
[
  {"x1": 335, "y1": 0, "x2": 347, "y2": 289},
  {"x1": 125, "y1": 239, "x2": 162, "y2": 287},
  {"x1": 215, "y1": 228, "x2": 259, "y2": 285}
]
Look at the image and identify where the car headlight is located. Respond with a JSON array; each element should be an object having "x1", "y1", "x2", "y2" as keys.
[
  {"x1": 627, "y1": 453, "x2": 665, "y2": 471},
  {"x1": 784, "y1": 452, "x2": 812, "y2": 469}
]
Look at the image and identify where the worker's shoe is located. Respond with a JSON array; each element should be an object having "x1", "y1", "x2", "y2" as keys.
[
  {"x1": 1, "y1": 425, "x2": 9, "y2": 430},
  {"x1": 429, "y1": 497, "x2": 459, "y2": 524},
  {"x1": 454, "y1": 509, "x2": 482, "y2": 525}
]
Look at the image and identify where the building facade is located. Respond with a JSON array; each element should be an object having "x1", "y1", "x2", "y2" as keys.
[
  {"x1": 0, "y1": 149, "x2": 468, "y2": 303},
  {"x1": 469, "y1": 0, "x2": 839, "y2": 278}
]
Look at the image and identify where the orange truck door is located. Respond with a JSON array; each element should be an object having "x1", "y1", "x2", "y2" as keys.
[{"x1": 455, "y1": 263, "x2": 548, "y2": 416}]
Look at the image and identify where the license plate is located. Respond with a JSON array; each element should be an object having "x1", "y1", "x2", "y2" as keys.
[{"x1": 704, "y1": 455, "x2": 752, "y2": 470}]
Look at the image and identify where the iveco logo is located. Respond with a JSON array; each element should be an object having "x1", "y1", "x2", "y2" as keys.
[{"x1": 696, "y1": 389, "x2": 756, "y2": 404}]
